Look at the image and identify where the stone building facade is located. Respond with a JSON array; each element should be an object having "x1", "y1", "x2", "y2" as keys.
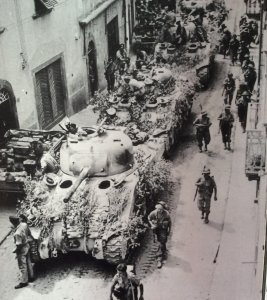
[{"x1": 0, "y1": 0, "x2": 135, "y2": 132}]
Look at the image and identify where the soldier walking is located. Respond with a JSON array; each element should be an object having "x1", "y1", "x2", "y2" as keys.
[
  {"x1": 193, "y1": 111, "x2": 212, "y2": 152},
  {"x1": 9, "y1": 214, "x2": 35, "y2": 289},
  {"x1": 195, "y1": 168, "x2": 217, "y2": 224},
  {"x1": 222, "y1": 73, "x2": 235, "y2": 105},
  {"x1": 229, "y1": 34, "x2": 239, "y2": 65},
  {"x1": 218, "y1": 105, "x2": 234, "y2": 150},
  {"x1": 148, "y1": 202, "x2": 171, "y2": 269},
  {"x1": 236, "y1": 90, "x2": 251, "y2": 132},
  {"x1": 244, "y1": 64, "x2": 257, "y2": 92}
]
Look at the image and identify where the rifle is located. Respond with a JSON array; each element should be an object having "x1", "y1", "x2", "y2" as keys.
[{"x1": 193, "y1": 186, "x2": 198, "y2": 202}]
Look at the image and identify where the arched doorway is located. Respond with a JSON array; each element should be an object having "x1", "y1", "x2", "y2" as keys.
[
  {"x1": 88, "y1": 41, "x2": 98, "y2": 97},
  {"x1": 0, "y1": 80, "x2": 19, "y2": 140}
]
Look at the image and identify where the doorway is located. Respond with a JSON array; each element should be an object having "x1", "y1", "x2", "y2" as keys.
[
  {"x1": 0, "y1": 81, "x2": 19, "y2": 140},
  {"x1": 107, "y1": 16, "x2": 120, "y2": 59},
  {"x1": 88, "y1": 40, "x2": 98, "y2": 97}
]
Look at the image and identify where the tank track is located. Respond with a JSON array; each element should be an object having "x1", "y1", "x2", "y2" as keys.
[{"x1": 103, "y1": 236, "x2": 124, "y2": 265}]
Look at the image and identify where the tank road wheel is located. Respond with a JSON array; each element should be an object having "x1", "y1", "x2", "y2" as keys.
[{"x1": 103, "y1": 236, "x2": 124, "y2": 265}]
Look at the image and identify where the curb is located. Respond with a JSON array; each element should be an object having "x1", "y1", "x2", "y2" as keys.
[{"x1": 0, "y1": 229, "x2": 12, "y2": 247}]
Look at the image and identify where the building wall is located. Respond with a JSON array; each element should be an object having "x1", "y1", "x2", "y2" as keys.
[
  {"x1": 83, "y1": 0, "x2": 128, "y2": 90},
  {"x1": 0, "y1": 0, "x2": 134, "y2": 129}
]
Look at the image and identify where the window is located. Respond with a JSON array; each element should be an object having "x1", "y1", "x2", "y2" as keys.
[
  {"x1": 33, "y1": 0, "x2": 57, "y2": 19},
  {"x1": 35, "y1": 59, "x2": 66, "y2": 129}
]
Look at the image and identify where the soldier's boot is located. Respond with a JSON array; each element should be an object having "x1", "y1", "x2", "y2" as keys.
[
  {"x1": 201, "y1": 210, "x2": 205, "y2": 219},
  {"x1": 204, "y1": 144, "x2": 208, "y2": 152},
  {"x1": 224, "y1": 142, "x2": 227, "y2": 150},
  {"x1": 204, "y1": 212, "x2": 209, "y2": 224},
  {"x1": 157, "y1": 257, "x2": 162, "y2": 269},
  {"x1": 162, "y1": 246, "x2": 168, "y2": 262},
  {"x1": 227, "y1": 142, "x2": 231, "y2": 150},
  {"x1": 199, "y1": 146, "x2": 202, "y2": 153}
]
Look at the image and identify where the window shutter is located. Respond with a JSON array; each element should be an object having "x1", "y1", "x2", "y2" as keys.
[
  {"x1": 35, "y1": 59, "x2": 65, "y2": 129},
  {"x1": 36, "y1": 68, "x2": 53, "y2": 128}
]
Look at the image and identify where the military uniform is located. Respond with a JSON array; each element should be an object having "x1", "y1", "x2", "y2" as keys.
[
  {"x1": 244, "y1": 65, "x2": 257, "y2": 92},
  {"x1": 148, "y1": 204, "x2": 171, "y2": 268},
  {"x1": 237, "y1": 90, "x2": 251, "y2": 132},
  {"x1": 196, "y1": 170, "x2": 217, "y2": 223},
  {"x1": 223, "y1": 75, "x2": 235, "y2": 105},
  {"x1": 229, "y1": 36, "x2": 239, "y2": 65},
  {"x1": 14, "y1": 222, "x2": 34, "y2": 287},
  {"x1": 218, "y1": 106, "x2": 234, "y2": 150},
  {"x1": 112, "y1": 272, "x2": 141, "y2": 300},
  {"x1": 193, "y1": 112, "x2": 212, "y2": 152},
  {"x1": 105, "y1": 59, "x2": 116, "y2": 92}
]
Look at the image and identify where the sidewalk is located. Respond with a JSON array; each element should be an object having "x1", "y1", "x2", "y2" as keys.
[
  {"x1": 209, "y1": 122, "x2": 258, "y2": 300},
  {"x1": 0, "y1": 204, "x2": 15, "y2": 246}
]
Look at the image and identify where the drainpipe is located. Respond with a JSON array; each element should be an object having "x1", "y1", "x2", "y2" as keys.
[
  {"x1": 258, "y1": 1, "x2": 264, "y2": 87},
  {"x1": 83, "y1": 26, "x2": 86, "y2": 56}
]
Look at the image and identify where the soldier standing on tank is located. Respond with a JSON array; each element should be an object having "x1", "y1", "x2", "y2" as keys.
[
  {"x1": 222, "y1": 73, "x2": 235, "y2": 105},
  {"x1": 195, "y1": 168, "x2": 217, "y2": 224},
  {"x1": 148, "y1": 202, "x2": 171, "y2": 269},
  {"x1": 193, "y1": 111, "x2": 212, "y2": 152},
  {"x1": 218, "y1": 105, "x2": 234, "y2": 150}
]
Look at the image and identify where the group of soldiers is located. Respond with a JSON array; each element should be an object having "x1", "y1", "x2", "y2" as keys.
[{"x1": 219, "y1": 14, "x2": 258, "y2": 66}]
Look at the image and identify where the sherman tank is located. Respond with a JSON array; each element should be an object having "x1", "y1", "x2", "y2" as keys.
[{"x1": 5, "y1": 124, "x2": 148, "y2": 265}]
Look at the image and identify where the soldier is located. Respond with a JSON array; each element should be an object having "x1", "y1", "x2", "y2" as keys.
[
  {"x1": 244, "y1": 64, "x2": 257, "y2": 92},
  {"x1": 236, "y1": 90, "x2": 251, "y2": 132},
  {"x1": 105, "y1": 57, "x2": 116, "y2": 93},
  {"x1": 229, "y1": 34, "x2": 239, "y2": 65},
  {"x1": 148, "y1": 202, "x2": 171, "y2": 268},
  {"x1": 110, "y1": 263, "x2": 144, "y2": 300},
  {"x1": 116, "y1": 44, "x2": 130, "y2": 75},
  {"x1": 9, "y1": 214, "x2": 35, "y2": 289},
  {"x1": 195, "y1": 168, "x2": 217, "y2": 224},
  {"x1": 235, "y1": 81, "x2": 250, "y2": 105},
  {"x1": 136, "y1": 49, "x2": 148, "y2": 70},
  {"x1": 117, "y1": 76, "x2": 132, "y2": 100},
  {"x1": 193, "y1": 111, "x2": 212, "y2": 152},
  {"x1": 218, "y1": 105, "x2": 234, "y2": 150},
  {"x1": 222, "y1": 73, "x2": 235, "y2": 105},
  {"x1": 240, "y1": 27, "x2": 251, "y2": 47},
  {"x1": 241, "y1": 55, "x2": 255, "y2": 73},
  {"x1": 175, "y1": 20, "x2": 187, "y2": 46},
  {"x1": 220, "y1": 29, "x2": 231, "y2": 58},
  {"x1": 238, "y1": 41, "x2": 250, "y2": 65}
]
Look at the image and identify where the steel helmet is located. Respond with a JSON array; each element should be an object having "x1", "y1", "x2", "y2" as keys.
[{"x1": 202, "y1": 168, "x2": 211, "y2": 174}]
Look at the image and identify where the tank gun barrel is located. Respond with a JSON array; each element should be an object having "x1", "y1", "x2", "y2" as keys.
[{"x1": 63, "y1": 167, "x2": 90, "y2": 203}]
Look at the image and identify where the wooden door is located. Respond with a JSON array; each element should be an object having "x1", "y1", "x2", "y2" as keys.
[{"x1": 107, "y1": 16, "x2": 120, "y2": 59}]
